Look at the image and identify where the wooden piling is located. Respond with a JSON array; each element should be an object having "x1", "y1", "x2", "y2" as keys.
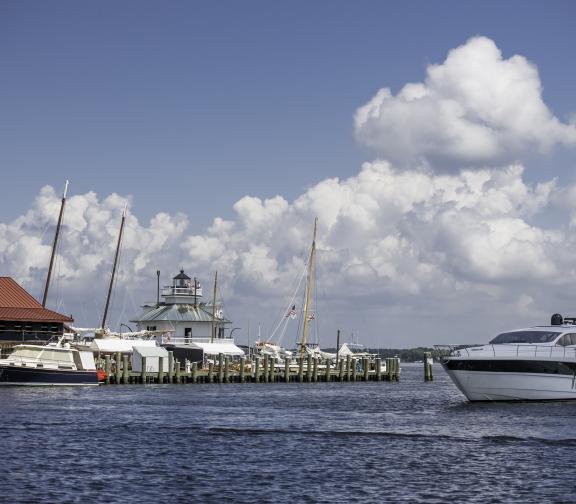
[
  {"x1": 239, "y1": 357, "x2": 245, "y2": 383},
  {"x1": 122, "y1": 354, "x2": 129, "y2": 384},
  {"x1": 312, "y1": 358, "x2": 318, "y2": 383},
  {"x1": 224, "y1": 356, "x2": 230, "y2": 383},
  {"x1": 284, "y1": 358, "x2": 290, "y2": 383},
  {"x1": 168, "y1": 351, "x2": 174, "y2": 384},
  {"x1": 298, "y1": 356, "x2": 304, "y2": 383},
  {"x1": 115, "y1": 352, "x2": 122, "y2": 384},
  {"x1": 375, "y1": 357, "x2": 382, "y2": 381},
  {"x1": 338, "y1": 359, "x2": 344, "y2": 381},
  {"x1": 263, "y1": 354, "x2": 269, "y2": 383},
  {"x1": 254, "y1": 356, "x2": 260, "y2": 383},
  {"x1": 351, "y1": 358, "x2": 357, "y2": 382},
  {"x1": 325, "y1": 358, "x2": 331, "y2": 382},
  {"x1": 306, "y1": 354, "x2": 312, "y2": 383},
  {"x1": 346, "y1": 355, "x2": 351, "y2": 381},
  {"x1": 424, "y1": 352, "x2": 433, "y2": 381},
  {"x1": 272, "y1": 357, "x2": 277, "y2": 383},
  {"x1": 105, "y1": 355, "x2": 111, "y2": 385},
  {"x1": 363, "y1": 357, "x2": 369, "y2": 382},
  {"x1": 208, "y1": 361, "x2": 214, "y2": 383},
  {"x1": 191, "y1": 361, "x2": 198, "y2": 383},
  {"x1": 175, "y1": 359, "x2": 181, "y2": 383},
  {"x1": 140, "y1": 356, "x2": 147, "y2": 384},
  {"x1": 158, "y1": 356, "x2": 164, "y2": 384}
]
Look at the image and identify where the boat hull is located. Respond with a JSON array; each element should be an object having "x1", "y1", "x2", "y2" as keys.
[
  {"x1": 0, "y1": 365, "x2": 99, "y2": 386},
  {"x1": 442, "y1": 360, "x2": 576, "y2": 401}
]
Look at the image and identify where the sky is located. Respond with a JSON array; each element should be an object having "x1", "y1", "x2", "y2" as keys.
[{"x1": 1, "y1": 1, "x2": 576, "y2": 348}]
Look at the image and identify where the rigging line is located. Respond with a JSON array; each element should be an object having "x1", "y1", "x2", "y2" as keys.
[
  {"x1": 268, "y1": 261, "x2": 308, "y2": 341},
  {"x1": 267, "y1": 259, "x2": 307, "y2": 339}
]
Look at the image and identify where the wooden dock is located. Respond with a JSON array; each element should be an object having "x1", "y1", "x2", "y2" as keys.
[{"x1": 99, "y1": 352, "x2": 402, "y2": 385}]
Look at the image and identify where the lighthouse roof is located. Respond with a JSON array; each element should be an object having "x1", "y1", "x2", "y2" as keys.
[
  {"x1": 173, "y1": 269, "x2": 191, "y2": 281},
  {"x1": 131, "y1": 303, "x2": 231, "y2": 324}
]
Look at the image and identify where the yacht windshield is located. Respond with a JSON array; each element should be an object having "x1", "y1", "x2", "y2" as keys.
[{"x1": 489, "y1": 331, "x2": 560, "y2": 344}]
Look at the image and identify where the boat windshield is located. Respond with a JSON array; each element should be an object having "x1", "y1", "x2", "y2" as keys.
[{"x1": 489, "y1": 331, "x2": 561, "y2": 344}]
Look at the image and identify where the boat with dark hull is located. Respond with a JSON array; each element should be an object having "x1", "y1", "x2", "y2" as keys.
[
  {"x1": 437, "y1": 314, "x2": 576, "y2": 401},
  {"x1": 0, "y1": 340, "x2": 99, "y2": 386}
]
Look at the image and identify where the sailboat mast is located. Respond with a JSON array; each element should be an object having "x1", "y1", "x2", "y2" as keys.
[
  {"x1": 42, "y1": 180, "x2": 69, "y2": 308},
  {"x1": 300, "y1": 217, "x2": 318, "y2": 356},
  {"x1": 211, "y1": 270, "x2": 218, "y2": 343},
  {"x1": 101, "y1": 203, "x2": 127, "y2": 330}
]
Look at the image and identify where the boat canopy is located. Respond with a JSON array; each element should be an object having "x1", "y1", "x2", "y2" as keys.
[
  {"x1": 190, "y1": 341, "x2": 245, "y2": 356},
  {"x1": 90, "y1": 338, "x2": 158, "y2": 353}
]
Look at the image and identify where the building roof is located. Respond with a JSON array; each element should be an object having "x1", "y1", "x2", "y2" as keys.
[
  {"x1": 173, "y1": 269, "x2": 191, "y2": 281},
  {"x1": 131, "y1": 303, "x2": 230, "y2": 324},
  {"x1": 0, "y1": 277, "x2": 73, "y2": 323}
]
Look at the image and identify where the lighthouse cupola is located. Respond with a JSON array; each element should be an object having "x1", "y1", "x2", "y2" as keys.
[
  {"x1": 160, "y1": 269, "x2": 202, "y2": 305},
  {"x1": 173, "y1": 269, "x2": 191, "y2": 289}
]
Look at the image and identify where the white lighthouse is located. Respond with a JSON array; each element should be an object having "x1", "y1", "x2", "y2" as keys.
[{"x1": 131, "y1": 269, "x2": 244, "y2": 358}]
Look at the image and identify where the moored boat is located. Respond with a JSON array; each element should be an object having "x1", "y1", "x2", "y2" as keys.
[
  {"x1": 0, "y1": 338, "x2": 99, "y2": 386},
  {"x1": 437, "y1": 313, "x2": 576, "y2": 401}
]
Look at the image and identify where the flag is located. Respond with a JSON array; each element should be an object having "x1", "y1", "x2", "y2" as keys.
[
  {"x1": 286, "y1": 305, "x2": 297, "y2": 319},
  {"x1": 308, "y1": 312, "x2": 315, "y2": 321}
]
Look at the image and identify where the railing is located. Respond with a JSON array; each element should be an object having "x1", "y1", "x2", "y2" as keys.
[
  {"x1": 162, "y1": 336, "x2": 235, "y2": 345},
  {"x1": 161, "y1": 287, "x2": 202, "y2": 297},
  {"x1": 434, "y1": 344, "x2": 576, "y2": 361}
]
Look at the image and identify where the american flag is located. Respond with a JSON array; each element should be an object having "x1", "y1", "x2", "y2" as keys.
[
  {"x1": 286, "y1": 305, "x2": 297, "y2": 319},
  {"x1": 307, "y1": 312, "x2": 315, "y2": 321}
]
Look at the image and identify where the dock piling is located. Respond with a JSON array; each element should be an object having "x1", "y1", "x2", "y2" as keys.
[
  {"x1": 168, "y1": 351, "x2": 174, "y2": 383},
  {"x1": 122, "y1": 354, "x2": 129, "y2": 384},
  {"x1": 424, "y1": 352, "x2": 433, "y2": 381},
  {"x1": 105, "y1": 355, "x2": 111, "y2": 385},
  {"x1": 140, "y1": 356, "x2": 147, "y2": 384},
  {"x1": 158, "y1": 356, "x2": 164, "y2": 384}
]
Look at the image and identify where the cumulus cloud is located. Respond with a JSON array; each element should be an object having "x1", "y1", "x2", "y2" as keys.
[
  {"x1": 0, "y1": 162, "x2": 574, "y2": 346},
  {"x1": 3, "y1": 37, "x2": 576, "y2": 346},
  {"x1": 355, "y1": 36, "x2": 576, "y2": 168}
]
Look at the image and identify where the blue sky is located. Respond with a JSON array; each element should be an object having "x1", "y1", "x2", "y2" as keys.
[
  {"x1": 1, "y1": 1, "x2": 575, "y2": 226},
  {"x1": 2, "y1": 2, "x2": 576, "y2": 347}
]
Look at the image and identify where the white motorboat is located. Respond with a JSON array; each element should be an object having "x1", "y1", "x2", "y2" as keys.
[
  {"x1": 0, "y1": 338, "x2": 99, "y2": 386},
  {"x1": 437, "y1": 314, "x2": 576, "y2": 401}
]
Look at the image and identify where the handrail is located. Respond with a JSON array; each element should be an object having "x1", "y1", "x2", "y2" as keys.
[{"x1": 434, "y1": 343, "x2": 576, "y2": 361}]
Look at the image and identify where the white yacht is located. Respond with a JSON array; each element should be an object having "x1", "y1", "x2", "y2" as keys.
[{"x1": 438, "y1": 314, "x2": 576, "y2": 401}]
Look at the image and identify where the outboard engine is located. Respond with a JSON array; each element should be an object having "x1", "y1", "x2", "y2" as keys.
[{"x1": 551, "y1": 313, "x2": 564, "y2": 326}]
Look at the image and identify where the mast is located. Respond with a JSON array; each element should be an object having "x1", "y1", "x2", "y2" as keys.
[
  {"x1": 300, "y1": 217, "x2": 318, "y2": 356},
  {"x1": 101, "y1": 203, "x2": 127, "y2": 330},
  {"x1": 211, "y1": 270, "x2": 218, "y2": 343},
  {"x1": 42, "y1": 180, "x2": 69, "y2": 307}
]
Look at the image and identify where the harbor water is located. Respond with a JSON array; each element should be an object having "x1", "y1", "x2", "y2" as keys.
[{"x1": 1, "y1": 364, "x2": 575, "y2": 503}]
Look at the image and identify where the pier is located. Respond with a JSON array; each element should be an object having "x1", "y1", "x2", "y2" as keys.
[{"x1": 99, "y1": 352, "x2": 402, "y2": 385}]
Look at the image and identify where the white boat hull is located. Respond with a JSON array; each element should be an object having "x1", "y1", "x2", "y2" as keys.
[{"x1": 444, "y1": 367, "x2": 576, "y2": 401}]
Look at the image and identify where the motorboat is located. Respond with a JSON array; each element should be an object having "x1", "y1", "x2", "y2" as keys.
[
  {"x1": 437, "y1": 313, "x2": 576, "y2": 401},
  {"x1": 0, "y1": 338, "x2": 99, "y2": 386}
]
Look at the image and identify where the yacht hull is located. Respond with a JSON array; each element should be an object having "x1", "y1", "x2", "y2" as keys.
[
  {"x1": 443, "y1": 362, "x2": 576, "y2": 401},
  {"x1": 0, "y1": 365, "x2": 99, "y2": 386}
]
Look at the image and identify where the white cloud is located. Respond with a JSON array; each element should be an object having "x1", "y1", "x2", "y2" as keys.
[
  {"x1": 0, "y1": 161, "x2": 574, "y2": 346},
  {"x1": 3, "y1": 37, "x2": 576, "y2": 346},
  {"x1": 355, "y1": 36, "x2": 576, "y2": 168}
]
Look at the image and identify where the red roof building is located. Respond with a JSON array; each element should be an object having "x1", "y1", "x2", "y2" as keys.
[{"x1": 0, "y1": 277, "x2": 73, "y2": 344}]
